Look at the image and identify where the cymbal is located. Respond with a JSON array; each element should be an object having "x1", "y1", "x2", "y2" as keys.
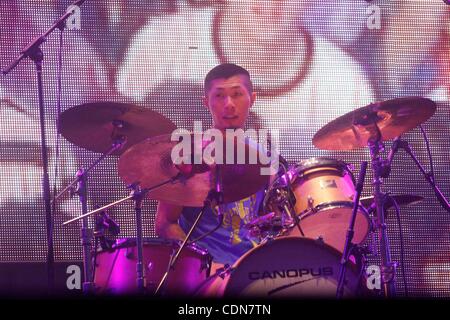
[
  {"x1": 313, "y1": 97, "x2": 436, "y2": 150},
  {"x1": 59, "y1": 102, "x2": 176, "y2": 155},
  {"x1": 118, "y1": 134, "x2": 271, "y2": 207},
  {"x1": 361, "y1": 194, "x2": 424, "y2": 213}
]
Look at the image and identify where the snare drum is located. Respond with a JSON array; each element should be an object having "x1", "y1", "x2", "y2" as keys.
[
  {"x1": 94, "y1": 238, "x2": 211, "y2": 296},
  {"x1": 196, "y1": 236, "x2": 363, "y2": 298}
]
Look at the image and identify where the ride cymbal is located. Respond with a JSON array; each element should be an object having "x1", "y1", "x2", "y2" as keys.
[{"x1": 313, "y1": 97, "x2": 436, "y2": 150}]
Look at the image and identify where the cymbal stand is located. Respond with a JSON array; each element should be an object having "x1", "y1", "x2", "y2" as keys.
[
  {"x1": 53, "y1": 137, "x2": 126, "y2": 203},
  {"x1": 129, "y1": 184, "x2": 147, "y2": 294},
  {"x1": 154, "y1": 165, "x2": 224, "y2": 296},
  {"x1": 55, "y1": 139, "x2": 125, "y2": 294},
  {"x1": 62, "y1": 174, "x2": 181, "y2": 226},
  {"x1": 368, "y1": 137, "x2": 397, "y2": 298}
]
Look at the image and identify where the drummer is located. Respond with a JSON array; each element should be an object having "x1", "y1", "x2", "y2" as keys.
[{"x1": 155, "y1": 63, "x2": 267, "y2": 273}]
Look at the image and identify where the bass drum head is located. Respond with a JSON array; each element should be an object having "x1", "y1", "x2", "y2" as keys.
[{"x1": 200, "y1": 236, "x2": 362, "y2": 298}]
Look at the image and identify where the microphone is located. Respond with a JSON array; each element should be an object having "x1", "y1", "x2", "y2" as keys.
[
  {"x1": 387, "y1": 137, "x2": 401, "y2": 166},
  {"x1": 96, "y1": 210, "x2": 120, "y2": 236},
  {"x1": 383, "y1": 136, "x2": 402, "y2": 178}
]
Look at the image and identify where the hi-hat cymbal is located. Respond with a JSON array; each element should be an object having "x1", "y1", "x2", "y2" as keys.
[
  {"x1": 59, "y1": 102, "x2": 176, "y2": 155},
  {"x1": 118, "y1": 133, "x2": 271, "y2": 207},
  {"x1": 361, "y1": 194, "x2": 424, "y2": 213},
  {"x1": 313, "y1": 97, "x2": 436, "y2": 150}
]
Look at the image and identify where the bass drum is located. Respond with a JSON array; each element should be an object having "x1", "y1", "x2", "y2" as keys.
[
  {"x1": 196, "y1": 236, "x2": 364, "y2": 298},
  {"x1": 94, "y1": 238, "x2": 212, "y2": 296}
]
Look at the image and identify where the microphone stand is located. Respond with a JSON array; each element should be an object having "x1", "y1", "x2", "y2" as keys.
[
  {"x1": 336, "y1": 161, "x2": 368, "y2": 298},
  {"x1": 388, "y1": 138, "x2": 450, "y2": 213},
  {"x1": 1, "y1": 0, "x2": 87, "y2": 293}
]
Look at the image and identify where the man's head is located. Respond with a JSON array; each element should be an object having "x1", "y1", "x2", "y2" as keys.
[{"x1": 203, "y1": 63, "x2": 256, "y2": 130}]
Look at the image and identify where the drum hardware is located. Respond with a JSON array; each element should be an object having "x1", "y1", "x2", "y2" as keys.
[
  {"x1": 53, "y1": 138, "x2": 125, "y2": 294},
  {"x1": 91, "y1": 209, "x2": 119, "y2": 282},
  {"x1": 64, "y1": 131, "x2": 269, "y2": 295},
  {"x1": 336, "y1": 161, "x2": 368, "y2": 298},
  {"x1": 216, "y1": 264, "x2": 233, "y2": 279},
  {"x1": 278, "y1": 156, "x2": 304, "y2": 236},
  {"x1": 254, "y1": 158, "x2": 304, "y2": 242},
  {"x1": 307, "y1": 196, "x2": 315, "y2": 212},
  {"x1": 53, "y1": 101, "x2": 177, "y2": 294},
  {"x1": 313, "y1": 96, "x2": 441, "y2": 298},
  {"x1": 63, "y1": 174, "x2": 185, "y2": 294},
  {"x1": 53, "y1": 138, "x2": 126, "y2": 204},
  {"x1": 131, "y1": 184, "x2": 147, "y2": 294}
]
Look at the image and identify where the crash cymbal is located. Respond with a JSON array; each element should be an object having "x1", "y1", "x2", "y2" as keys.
[
  {"x1": 313, "y1": 97, "x2": 436, "y2": 150},
  {"x1": 59, "y1": 102, "x2": 176, "y2": 155},
  {"x1": 361, "y1": 194, "x2": 424, "y2": 213},
  {"x1": 118, "y1": 133, "x2": 271, "y2": 207}
]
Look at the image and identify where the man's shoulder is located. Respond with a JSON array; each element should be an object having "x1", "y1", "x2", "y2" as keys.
[{"x1": 306, "y1": 35, "x2": 374, "y2": 102}]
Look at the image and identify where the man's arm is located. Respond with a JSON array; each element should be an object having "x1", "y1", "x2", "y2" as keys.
[{"x1": 155, "y1": 201, "x2": 187, "y2": 241}]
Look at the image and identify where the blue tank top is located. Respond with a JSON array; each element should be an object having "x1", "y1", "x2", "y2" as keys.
[{"x1": 179, "y1": 188, "x2": 265, "y2": 266}]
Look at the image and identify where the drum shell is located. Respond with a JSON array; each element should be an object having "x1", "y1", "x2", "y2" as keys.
[
  {"x1": 94, "y1": 238, "x2": 211, "y2": 296},
  {"x1": 287, "y1": 158, "x2": 371, "y2": 252},
  {"x1": 292, "y1": 165, "x2": 356, "y2": 214}
]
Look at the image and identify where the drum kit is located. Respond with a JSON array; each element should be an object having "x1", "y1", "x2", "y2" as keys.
[{"x1": 57, "y1": 96, "x2": 448, "y2": 298}]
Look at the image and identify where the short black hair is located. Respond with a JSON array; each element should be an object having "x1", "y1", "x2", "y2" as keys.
[{"x1": 204, "y1": 63, "x2": 253, "y2": 94}]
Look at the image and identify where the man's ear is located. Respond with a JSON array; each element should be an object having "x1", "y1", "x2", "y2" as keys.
[{"x1": 250, "y1": 92, "x2": 257, "y2": 108}]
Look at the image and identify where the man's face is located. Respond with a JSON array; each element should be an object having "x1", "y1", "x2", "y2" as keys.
[{"x1": 203, "y1": 75, "x2": 256, "y2": 130}]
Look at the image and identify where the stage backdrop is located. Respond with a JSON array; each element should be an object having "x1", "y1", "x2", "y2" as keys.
[{"x1": 0, "y1": 0, "x2": 449, "y2": 297}]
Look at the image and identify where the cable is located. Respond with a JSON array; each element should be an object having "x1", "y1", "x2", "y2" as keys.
[
  {"x1": 385, "y1": 193, "x2": 408, "y2": 297},
  {"x1": 51, "y1": 29, "x2": 64, "y2": 212},
  {"x1": 91, "y1": 236, "x2": 99, "y2": 284},
  {"x1": 419, "y1": 125, "x2": 435, "y2": 183}
]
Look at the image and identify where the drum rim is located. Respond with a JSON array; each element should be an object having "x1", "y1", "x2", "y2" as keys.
[
  {"x1": 291, "y1": 157, "x2": 355, "y2": 182},
  {"x1": 298, "y1": 202, "x2": 372, "y2": 242},
  {"x1": 112, "y1": 237, "x2": 210, "y2": 256},
  {"x1": 223, "y1": 236, "x2": 362, "y2": 294}
]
